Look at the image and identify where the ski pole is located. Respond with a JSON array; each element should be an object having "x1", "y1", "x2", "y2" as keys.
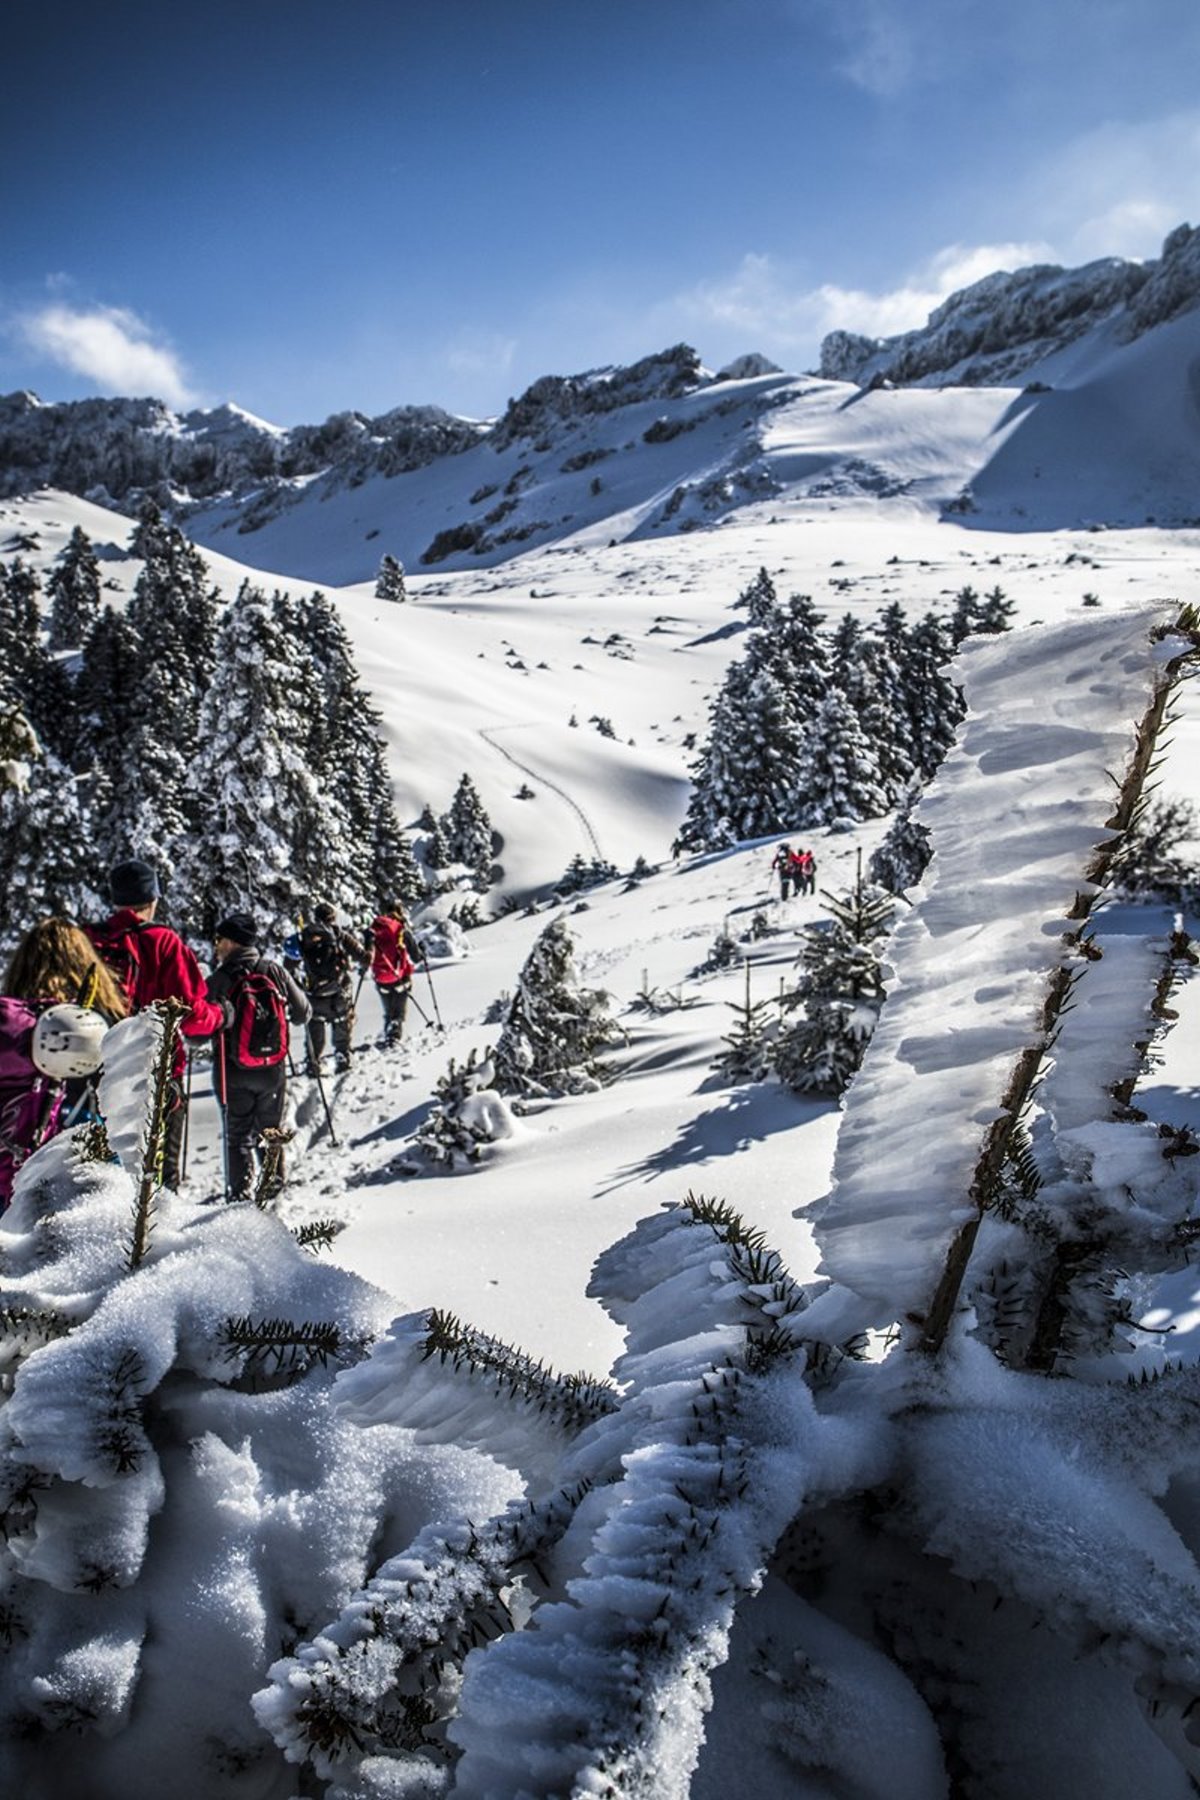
[
  {"x1": 407, "y1": 990, "x2": 432, "y2": 1027},
  {"x1": 421, "y1": 951, "x2": 445, "y2": 1031},
  {"x1": 304, "y1": 1025, "x2": 340, "y2": 1147}
]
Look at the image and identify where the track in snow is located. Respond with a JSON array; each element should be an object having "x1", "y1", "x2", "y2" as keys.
[{"x1": 480, "y1": 725, "x2": 603, "y2": 859}]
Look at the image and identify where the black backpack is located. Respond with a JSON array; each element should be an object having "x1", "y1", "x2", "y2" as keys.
[{"x1": 299, "y1": 923, "x2": 346, "y2": 994}]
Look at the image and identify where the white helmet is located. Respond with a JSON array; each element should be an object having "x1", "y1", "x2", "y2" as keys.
[{"x1": 32, "y1": 1004, "x2": 109, "y2": 1080}]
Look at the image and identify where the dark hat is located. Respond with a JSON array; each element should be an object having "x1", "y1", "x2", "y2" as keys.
[
  {"x1": 314, "y1": 902, "x2": 337, "y2": 923},
  {"x1": 109, "y1": 858, "x2": 161, "y2": 907},
  {"x1": 214, "y1": 911, "x2": 258, "y2": 947}
]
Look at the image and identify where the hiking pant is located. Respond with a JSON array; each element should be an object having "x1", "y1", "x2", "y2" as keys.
[
  {"x1": 377, "y1": 980, "x2": 410, "y2": 1045},
  {"x1": 778, "y1": 874, "x2": 793, "y2": 900},
  {"x1": 221, "y1": 1069, "x2": 287, "y2": 1202},
  {"x1": 307, "y1": 990, "x2": 353, "y2": 1071}
]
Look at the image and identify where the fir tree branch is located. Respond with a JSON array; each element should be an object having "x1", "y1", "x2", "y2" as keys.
[{"x1": 420, "y1": 1308, "x2": 618, "y2": 1431}]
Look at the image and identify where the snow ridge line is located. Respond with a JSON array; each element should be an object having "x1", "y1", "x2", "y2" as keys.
[{"x1": 479, "y1": 725, "x2": 603, "y2": 859}]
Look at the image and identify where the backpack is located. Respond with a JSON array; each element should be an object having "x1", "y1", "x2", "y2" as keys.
[
  {"x1": 0, "y1": 997, "x2": 64, "y2": 1207},
  {"x1": 86, "y1": 919, "x2": 150, "y2": 1007},
  {"x1": 299, "y1": 923, "x2": 347, "y2": 994},
  {"x1": 370, "y1": 915, "x2": 415, "y2": 986},
  {"x1": 228, "y1": 964, "x2": 289, "y2": 1069}
]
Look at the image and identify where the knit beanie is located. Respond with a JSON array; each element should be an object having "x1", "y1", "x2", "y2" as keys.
[
  {"x1": 109, "y1": 858, "x2": 161, "y2": 907},
  {"x1": 214, "y1": 911, "x2": 258, "y2": 947}
]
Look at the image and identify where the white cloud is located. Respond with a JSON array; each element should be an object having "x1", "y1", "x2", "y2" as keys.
[
  {"x1": 671, "y1": 238, "x2": 1055, "y2": 360},
  {"x1": 19, "y1": 302, "x2": 199, "y2": 408},
  {"x1": 1046, "y1": 111, "x2": 1200, "y2": 263}
]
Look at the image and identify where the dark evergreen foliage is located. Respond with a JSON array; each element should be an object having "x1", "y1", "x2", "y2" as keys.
[
  {"x1": 47, "y1": 526, "x2": 102, "y2": 650},
  {"x1": 775, "y1": 855, "x2": 892, "y2": 1095},
  {"x1": 374, "y1": 553, "x2": 407, "y2": 602},
  {"x1": 492, "y1": 918, "x2": 620, "y2": 1097},
  {"x1": 869, "y1": 784, "x2": 934, "y2": 894}
]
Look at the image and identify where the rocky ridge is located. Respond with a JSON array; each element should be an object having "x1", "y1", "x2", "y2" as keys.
[{"x1": 819, "y1": 223, "x2": 1200, "y2": 388}]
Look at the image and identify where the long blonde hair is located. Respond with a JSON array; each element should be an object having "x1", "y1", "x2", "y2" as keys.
[{"x1": 4, "y1": 917, "x2": 129, "y2": 1019}]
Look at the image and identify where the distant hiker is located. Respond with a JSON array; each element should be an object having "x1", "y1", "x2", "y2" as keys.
[
  {"x1": 87, "y1": 858, "x2": 226, "y2": 1188},
  {"x1": 770, "y1": 842, "x2": 796, "y2": 900},
  {"x1": 299, "y1": 902, "x2": 368, "y2": 1075},
  {"x1": 795, "y1": 847, "x2": 817, "y2": 896},
  {"x1": 368, "y1": 900, "x2": 421, "y2": 1047},
  {"x1": 0, "y1": 918, "x2": 120, "y2": 1209},
  {"x1": 206, "y1": 911, "x2": 310, "y2": 1205}
]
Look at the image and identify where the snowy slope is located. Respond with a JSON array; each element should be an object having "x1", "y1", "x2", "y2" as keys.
[{"x1": 9, "y1": 477, "x2": 1200, "y2": 1378}]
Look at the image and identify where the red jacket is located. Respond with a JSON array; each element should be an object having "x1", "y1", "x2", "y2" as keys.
[{"x1": 89, "y1": 909, "x2": 225, "y2": 1076}]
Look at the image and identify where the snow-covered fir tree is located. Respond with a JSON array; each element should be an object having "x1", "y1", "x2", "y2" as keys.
[
  {"x1": 675, "y1": 662, "x2": 806, "y2": 851},
  {"x1": 732, "y1": 563, "x2": 778, "y2": 627},
  {"x1": 0, "y1": 734, "x2": 103, "y2": 949},
  {"x1": 445, "y1": 771, "x2": 494, "y2": 888},
  {"x1": 424, "y1": 813, "x2": 453, "y2": 870},
  {"x1": 0, "y1": 1013, "x2": 439, "y2": 1800},
  {"x1": 714, "y1": 963, "x2": 775, "y2": 1081},
  {"x1": 950, "y1": 580, "x2": 1016, "y2": 645},
  {"x1": 46, "y1": 525, "x2": 102, "y2": 650},
  {"x1": 869, "y1": 782, "x2": 933, "y2": 894},
  {"x1": 286, "y1": 587, "x2": 421, "y2": 910},
  {"x1": 796, "y1": 685, "x2": 890, "y2": 828},
  {"x1": 174, "y1": 584, "x2": 357, "y2": 938},
  {"x1": 492, "y1": 917, "x2": 621, "y2": 1097},
  {"x1": 414, "y1": 1047, "x2": 518, "y2": 1168},
  {"x1": 900, "y1": 609, "x2": 966, "y2": 779},
  {"x1": 374, "y1": 552, "x2": 407, "y2": 602},
  {"x1": 775, "y1": 855, "x2": 893, "y2": 1094}
]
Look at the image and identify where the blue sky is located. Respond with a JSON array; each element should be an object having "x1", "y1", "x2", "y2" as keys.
[{"x1": 3, "y1": 0, "x2": 1198, "y2": 423}]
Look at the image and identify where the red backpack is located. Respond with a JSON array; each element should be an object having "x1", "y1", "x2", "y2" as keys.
[
  {"x1": 86, "y1": 919, "x2": 150, "y2": 1009},
  {"x1": 229, "y1": 965, "x2": 289, "y2": 1069},
  {"x1": 371, "y1": 915, "x2": 415, "y2": 986}
]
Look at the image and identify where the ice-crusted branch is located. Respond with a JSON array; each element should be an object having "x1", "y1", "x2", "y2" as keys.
[
  {"x1": 255, "y1": 1479, "x2": 590, "y2": 1783},
  {"x1": 920, "y1": 608, "x2": 1200, "y2": 1354}
]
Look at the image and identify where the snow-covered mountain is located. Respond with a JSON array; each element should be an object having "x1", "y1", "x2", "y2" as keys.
[
  {"x1": 3, "y1": 226, "x2": 1200, "y2": 579},
  {"x1": 820, "y1": 220, "x2": 1200, "y2": 387}
]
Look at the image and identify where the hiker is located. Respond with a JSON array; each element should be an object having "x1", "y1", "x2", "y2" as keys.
[
  {"x1": 367, "y1": 900, "x2": 421, "y2": 1047},
  {"x1": 770, "y1": 842, "x2": 796, "y2": 900},
  {"x1": 0, "y1": 918, "x2": 120, "y2": 1208},
  {"x1": 795, "y1": 847, "x2": 817, "y2": 896},
  {"x1": 299, "y1": 903, "x2": 367, "y2": 1075},
  {"x1": 87, "y1": 858, "x2": 226, "y2": 1188},
  {"x1": 5, "y1": 915, "x2": 129, "y2": 1120},
  {"x1": 205, "y1": 911, "x2": 310, "y2": 1204}
]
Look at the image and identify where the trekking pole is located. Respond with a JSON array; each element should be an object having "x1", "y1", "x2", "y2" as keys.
[
  {"x1": 304, "y1": 1026, "x2": 340, "y2": 1148},
  {"x1": 420, "y1": 952, "x2": 445, "y2": 1031},
  {"x1": 63, "y1": 1079, "x2": 101, "y2": 1129},
  {"x1": 216, "y1": 1032, "x2": 232, "y2": 1203},
  {"x1": 180, "y1": 1048, "x2": 193, "y2": 1183},
  {"x1": 407, "y1": 990, "x2": 432, "y2": 1028}
]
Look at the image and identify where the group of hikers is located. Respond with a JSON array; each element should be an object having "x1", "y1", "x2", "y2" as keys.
[
  {"x1": 770, "y1": 841, "x2": 818, "y2": 900},
  {"x1": 0, "y1": 857, "x2": 423, "y2": 1211}
]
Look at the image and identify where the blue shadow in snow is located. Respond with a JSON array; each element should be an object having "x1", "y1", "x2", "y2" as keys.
[{"x1": 601, "y1": 1080, "x2": 832, "y2": 1192}]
